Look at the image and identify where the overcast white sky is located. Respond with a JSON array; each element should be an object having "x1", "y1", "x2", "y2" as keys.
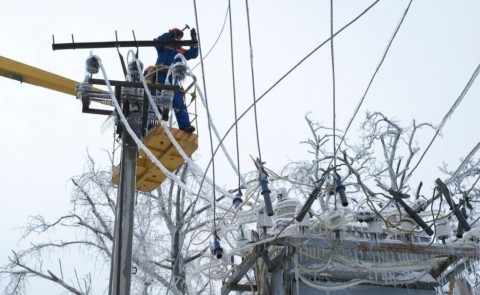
[{"x1": 1, "y1": 0, "x2": 479, "y2": 293}]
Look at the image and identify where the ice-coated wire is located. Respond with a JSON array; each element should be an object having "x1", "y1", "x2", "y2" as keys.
[
  {"x1": 408, "y1": 61, "x2": 480, "y2": 179},
  {"x1": 95, "y1": 54, "x2": 229, "y2": 211},
  {"x1": 227, "y1": 0, "x2": 242, "y2": 191},
  {"x1": 333, "y1": 0, "x2": 413, "y2": 171},
  {"x1": 191, "y1": 4, "x2": 229, "y2": 71},
  {"x1": 177, "y1": 54, "x2": 247, "y2": 188},
  {"x1": 245, "y1": 0, "x2": 263, "y2": 162},
  {"x1": 298, "y1": 274, "x2": 364, "y2": 291},
  {"x1": 131, "y1": 54, "x2": 256, "y2": 291},
  {"x1": 330, "y1": 0, "x2": 338, "y2": 173},
  {"x1": 446, "y1": 140, "x2": 480, "y2": 185},
  {"x1": 196, "y1": 0, "x2": 382, "y2": 204},
  {"x1": 186, "y1": 258, "x2": 237, "y2": 293},
  {"x1": 130, "y1": 54, "x2": 237, "y2": 202}
]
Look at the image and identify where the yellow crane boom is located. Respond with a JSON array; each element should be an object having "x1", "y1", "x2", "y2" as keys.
[{"x1": 0, "y1": 55, "x2": 86, "y2": 96}]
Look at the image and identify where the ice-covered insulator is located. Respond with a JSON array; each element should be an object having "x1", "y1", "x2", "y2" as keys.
[
  {"x1": 436, "y1": 221, "x2": 451, "y2": 242},
  {"x1": 276, "y1": 188, "x2": 288, "y2": 201},
  {"x1": 335, "y1": 178, "x2": 348, "y2": 207},
  {"x1": 76, "y1": 82, "x2": 92, "y2": 99},
  {"x1": 400, "y1": 218, "x2": 415, "y2": 232},
  {"x1": 324, "y1": 211, "x2": 345, "y2": 231},
  {"x1": 274, "y1": 194, "x2": 299, "y2": 219},
  {"x1": 232, "y1": 192, "x2": 243, "y2": 209},
  {"x1": 355, "y1": 209, "x2": 375, "y2": 223},
  {"x1": 171, "y1": 62, "x2": 187, "y2": 85},
  {"x1": 159, "y1": 90, "x2": 174, "y2": 112},
  {"x1": 257, "y1": 210, "x2": 273, "y2": 228},
  {"x1": 325, "y1": 179, "x2": 335, "y2": 195},
  {"x1": 367, "y1": 220, "x2": 384, "y2": 234},
  {"x1": 121, "y1": 87, "x2": 134, "y2": 98},
  {"x1": 86, "y1": 55, "x2": 100, "y2": 74},
  {"x1": 128, "y1": 60, "x2": 143, "y2": 81},
  {"x1": 412, "y1": 199, "x2": 428, "y2": 213},
  {"x1": 212, "y1": 239, "x2": 223, "y2": 259}
]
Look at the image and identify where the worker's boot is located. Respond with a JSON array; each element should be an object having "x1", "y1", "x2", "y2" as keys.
[{"x1": 181, "y1": 125, "x2": 195, "y2": 133}]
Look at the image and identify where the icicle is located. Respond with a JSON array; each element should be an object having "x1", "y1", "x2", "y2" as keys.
[
  {"x1": 159, "y1": 90, "x2": 174, "y2": 120},
  {"x1": 294, "y1": 253, "x2": 300, "y2": 295}
]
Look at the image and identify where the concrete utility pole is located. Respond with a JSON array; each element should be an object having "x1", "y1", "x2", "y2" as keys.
[
  {"x1": 34, "y1": 36, "x2": 198, "y2": 295},
  {"x1": 108, "y1": 105, "x2": 142, "y2": 295}
]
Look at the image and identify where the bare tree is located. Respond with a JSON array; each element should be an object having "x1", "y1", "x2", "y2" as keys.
[
  {"x1": 3, "y1": 113, "x2": 480, "y2": 295},
  {"x1": 0, "y1": 154, "x2": 212, "y2": 295},
  {"x1": 274, "y1": 114, "x2": 480, "y2": 294}
]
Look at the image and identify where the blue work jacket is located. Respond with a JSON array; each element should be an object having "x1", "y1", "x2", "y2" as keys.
[{"x1": 155, "y1": 32, "x2": 198, "y2": 66}]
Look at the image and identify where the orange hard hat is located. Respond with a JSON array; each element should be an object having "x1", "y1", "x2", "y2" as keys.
[{"x1": 144, "y1": 65, "x2": 154, "y2": 76}]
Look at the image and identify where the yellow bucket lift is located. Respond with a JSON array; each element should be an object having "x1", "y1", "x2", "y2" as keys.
[
  {"x1": 0, "y1": 55, "x2": 98, "y2": 96},
  {"x1": 112, "y1": 124, "x2": 198, "y2": 192},
  {"x1": 0, "y1": 55, "x2": 198, "y2": 193}
]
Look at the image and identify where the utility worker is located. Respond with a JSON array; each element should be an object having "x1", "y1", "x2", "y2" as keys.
[{"x1": 153, "y1": 27, "x2": 198, "y2": 133}]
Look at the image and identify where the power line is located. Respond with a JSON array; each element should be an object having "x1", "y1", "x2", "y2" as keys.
[
  {"x1": 330, "y1": 0, "x2": 337, "y2": 171},
  {"x1": 227, "y1": 0, "x2": 242, "y2": 190},
  {"x1": 408, "y1": 61, "x2": 480, "y2": 179},
  {"x1": 192, "y1": 5, "x2": 229, "y2": 71},
  {"x1": 254, "y1": 0, "x2": 414, "y2": 250},
  {"x1": 333, "y1": 0, "x2": 414, "y2": 163},
  {"x1": 245, "y1": 0, "x2": 263, "y2": 162},
  {"x1": 166, "y1": 1, "x2": 217, "y2": 293},
  {"x1": 199, "y1": 0, "x2": 381, "y2": 190}
]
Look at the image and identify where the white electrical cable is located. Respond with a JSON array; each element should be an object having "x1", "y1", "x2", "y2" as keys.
[
  {"x1": 296, "y1": 254, "x2": 332, "y2": 273},
  {"x1": 331, "y1": 254, "x2": 440, "y2": 272},
  {"x1": 297, "y1": 269, "x2": 429, "y2": 291},
  {"x1": 127, "y1": 51, "x2": 239, "y2": 201},
  {"x1": 94, "y1": 54, "x2": 230, "y2": 211},
  {"x1": 177, "y1": 54, "x2": 248, "y2": 189},
  {"x1": 298, "y1": 273, "x2": 365, "y2": 291}
]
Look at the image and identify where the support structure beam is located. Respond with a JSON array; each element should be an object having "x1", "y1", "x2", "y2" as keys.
[{"x1": 221, "y1": 249, "x2": 258, "y2": 295}]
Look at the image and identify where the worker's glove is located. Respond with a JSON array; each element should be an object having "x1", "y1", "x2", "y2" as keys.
[
  {"x1": 190, "y1": 28, "x2": 197, "y2": 41},
  {"x1": 190, "y1": 28, "x2": 198, "y2": 48}
]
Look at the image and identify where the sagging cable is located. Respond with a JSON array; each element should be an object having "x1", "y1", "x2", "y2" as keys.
[
  {"x1": 96, "y1": 54, "x2": 229, "y2": 210},
  {"x1": 131, "y1": 52, "x2": 236, "y2": 201},
  {"x1": 177, "y1": 54, "x2": 247, "y2": 188}
]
